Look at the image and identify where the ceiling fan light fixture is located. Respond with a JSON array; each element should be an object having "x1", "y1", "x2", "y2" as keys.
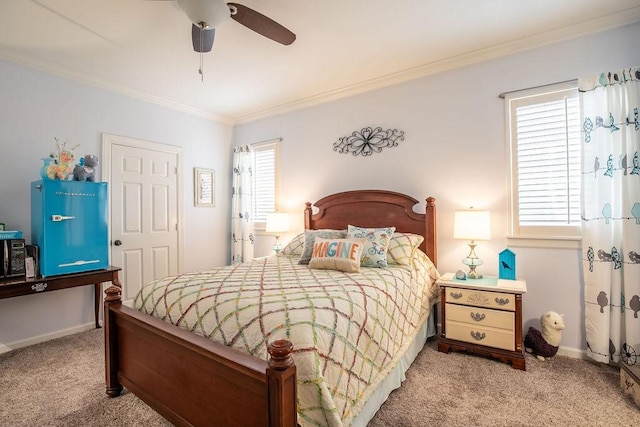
[
  {"x1": 176, "y1": 0, "x2": 230, "y2": 29},
  {"x1": 192, "y1": 24, "x2": 215, "y2": 52}
]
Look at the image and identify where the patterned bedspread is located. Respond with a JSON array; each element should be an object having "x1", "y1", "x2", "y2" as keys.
[{"x1": 134, "y1": 250, "x2": 439, "y2": 427}]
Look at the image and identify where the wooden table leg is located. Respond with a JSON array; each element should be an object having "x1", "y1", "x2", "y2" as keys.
[{"x1": 94, "y1": 282, "x2": 101, "y2": 328}]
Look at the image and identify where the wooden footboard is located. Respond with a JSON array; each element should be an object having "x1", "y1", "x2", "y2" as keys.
[{"x1": 104, "y1": 285, "x2": 297, "y2": 427}]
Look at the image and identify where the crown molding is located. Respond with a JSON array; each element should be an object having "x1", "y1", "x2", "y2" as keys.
[
  {"x1": 233, "y1": 6, "x2": 640, "y2": 124},
  {"x1": 2, "y1": 6, "x2": 638, "y2": 127},
  {"x1": 0, "y1": 49, "x2": 234, "y2": 126}
]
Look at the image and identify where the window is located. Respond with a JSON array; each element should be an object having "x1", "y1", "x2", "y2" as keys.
[
  {"x1": 251, "y1": 139, "x2": 280, "y2": 229},
  {"x1": 505, "y1": 82, "x2": 581, "y2": 244}
]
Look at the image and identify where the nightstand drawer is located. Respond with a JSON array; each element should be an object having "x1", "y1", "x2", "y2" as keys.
[
  {"x1": 445, "y1": 287, "x2": 515, "y2": 311},
  {"x1": 445, "y1": 320, "x2": 515, "y2": 351},
  {"x1": 445, "y1": 303, "x2": 514, "y2": 330}
]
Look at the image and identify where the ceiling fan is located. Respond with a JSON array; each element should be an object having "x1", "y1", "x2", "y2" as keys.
[{"x1": 170, "y1": 0, "x2": 296, "y2": 53}]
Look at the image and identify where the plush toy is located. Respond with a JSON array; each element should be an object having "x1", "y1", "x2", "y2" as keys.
[
  {"x1": 43, "y1": 138, "x2": 78, "y2": 180},
  {"x1": 73, "y1": 154, "x2": 99, "y2": 182},
  {"x1": 524, "y1": 311, "x2": 565, "y2": 361}
]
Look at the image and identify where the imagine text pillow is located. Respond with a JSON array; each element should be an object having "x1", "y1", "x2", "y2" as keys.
[
  {"x1": 347, "y1": 225, "x2": 396, "y2": 268},
  {"x1": 308, "y1": 237, "x2": 365, "y2": 273},
  {"x1": 298, "y1": 229, "x2": 348, "y2": 265},
  {"x1": 387, "y1": 232, "x2": 425, "y2": 266}
]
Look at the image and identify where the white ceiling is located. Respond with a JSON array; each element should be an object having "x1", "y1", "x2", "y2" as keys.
[{"x1": 1, "y1": 0, "x2": 639, "y2": 124}]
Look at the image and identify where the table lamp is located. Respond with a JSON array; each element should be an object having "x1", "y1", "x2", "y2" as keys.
[
  {"x1": 265, "y1": 212, "x2": 290, "y2": 253},
  {"x1": 453, "y1": 209, "x2": 491, "y2": 279}
]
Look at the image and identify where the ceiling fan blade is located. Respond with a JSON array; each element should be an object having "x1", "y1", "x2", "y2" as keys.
[
  {"x1": 192, "y1": 24, "x2": 215, "y2": 52},
  {"x1": 228, "y1": 3, "x2": 296, "y2": 45}
]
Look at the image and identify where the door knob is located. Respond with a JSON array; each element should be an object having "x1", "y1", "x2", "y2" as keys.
[{"x1": 114, "y1": 240, "x2": 122, "y2": 246}]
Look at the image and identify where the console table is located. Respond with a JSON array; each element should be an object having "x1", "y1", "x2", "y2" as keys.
[{"x1": 0, "y1": 267, "x2": 121, "y2": 328}]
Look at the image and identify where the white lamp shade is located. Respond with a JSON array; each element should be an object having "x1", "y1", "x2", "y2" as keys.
[
  {"x1": 177, "y1": 0, "x2": 231, "y2": 28},
  {"x1": 453, "y1": 210, "x2": 491, "y2": 241},
  {"x1": 265, "y1": 212, "x2": 290, "y2": 233}
]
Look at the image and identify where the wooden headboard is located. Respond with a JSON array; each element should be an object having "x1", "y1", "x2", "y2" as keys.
[{"x1": 304, "y1": 190, "x2": 437, "y2": 266}]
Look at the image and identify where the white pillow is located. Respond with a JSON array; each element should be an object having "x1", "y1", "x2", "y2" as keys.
[
  {"x1": 387, "y1": 232, "x2": 424, "y2": 266},
  {"x1": 280, "y1": 232, "x2": 305, "y2": 256}
]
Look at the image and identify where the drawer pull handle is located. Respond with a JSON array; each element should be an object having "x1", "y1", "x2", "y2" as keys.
[
  {"x1": 495, "y1": 297, "x2": 510, "y2": 305},
  {"x1": 450, "y1": 291, "x2": 463, "y2": 299},
  {"x1": 31, "y1": 283, "x2": 48, "y2": 292},
  {"x1": 470, "y1": 331, "x2": 486, "y2": 341},
  {"x1": 470, "y1": 312, "x2": 486, "y2": 322}
]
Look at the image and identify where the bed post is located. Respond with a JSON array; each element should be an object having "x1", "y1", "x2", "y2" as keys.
[
  {"x1": 425, "y1": 197, "x2": 437, "y2": 267},
  {"x1": 304, "y1": 202, "x2": 312, "y2": 230},
  {"x1": 267, "y1": 340, "x2": 298, "y2": 427},
  {"x1": 104, "y1": 284, "x2": 123, "y2": 397}
]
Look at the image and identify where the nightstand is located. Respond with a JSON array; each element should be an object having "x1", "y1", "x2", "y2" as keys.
[{"x1": 437, "y1": 272, "x2": 527, "y2": 370}]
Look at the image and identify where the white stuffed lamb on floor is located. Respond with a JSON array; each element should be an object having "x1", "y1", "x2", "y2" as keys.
[{"x1": 524, "y1": 311, "x2": 565, "y2": 361}]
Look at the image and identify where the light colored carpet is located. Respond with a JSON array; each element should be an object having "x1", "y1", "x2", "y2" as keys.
[{"x1": 0, "y1": 329, "x2": 638, "y2": 426}]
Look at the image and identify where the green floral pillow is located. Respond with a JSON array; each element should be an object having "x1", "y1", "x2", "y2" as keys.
[
  {"x1": 298, "y1": 229, "x2": 347, "y2": 265},
  {"x1": 347, "y1": 225, "x2": 395, "y2": 268},
  {"x1": 387, "y1": 232, "x2": 424, "y2": 266}
]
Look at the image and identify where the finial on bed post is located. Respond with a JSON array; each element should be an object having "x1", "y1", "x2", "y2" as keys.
[
  {"x1": 267, "y1": 339, "x2": 294, "y2": 369},
  {"x1": 104, "y1": 284, "x2": 122, "y2": 303}
]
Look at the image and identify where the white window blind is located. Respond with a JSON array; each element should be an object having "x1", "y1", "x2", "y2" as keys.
[
  {"x1": 251, "y1": 141, "x2": 279, "y2": 226},
  {"x1": 507, "y1": 85, "x2": 581, "y2": 238}
]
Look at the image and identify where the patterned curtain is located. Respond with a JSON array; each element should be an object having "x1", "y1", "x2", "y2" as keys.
[
  {"x1": 231, "y1": 146, "x2": 254, "y2": 263},
  {"x1": 581, "y1": 67, "x2": 640, "y2": 366}
]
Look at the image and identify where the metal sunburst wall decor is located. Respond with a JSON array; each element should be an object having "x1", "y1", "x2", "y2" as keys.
[{"x1": 333, "y1": 127, "x2": 405, "y2": 157}]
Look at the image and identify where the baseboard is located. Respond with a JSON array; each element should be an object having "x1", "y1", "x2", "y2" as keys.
[
  {"x1": 0, "y1": 324, "x2": 589, "y2": 359},
  {"x1": 0, "y1": 322, "x2": 96, "y2": 355},
  {"x1": 557, "y1": 345, "x2": 588, "y2": 360}
]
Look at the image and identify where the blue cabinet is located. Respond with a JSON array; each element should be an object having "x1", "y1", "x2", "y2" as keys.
[{"x1": 31, "y1": 180, "x2": 108, "y2": 276}]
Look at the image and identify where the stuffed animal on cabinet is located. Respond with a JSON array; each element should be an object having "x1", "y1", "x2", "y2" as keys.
[{"x1": 73, "y1": 155, "x2": 99, "y2": 182}]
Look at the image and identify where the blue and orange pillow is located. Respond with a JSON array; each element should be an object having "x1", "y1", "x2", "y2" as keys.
[{"x1": 308, "y1": 237, "x2": 365, "y2": 273}]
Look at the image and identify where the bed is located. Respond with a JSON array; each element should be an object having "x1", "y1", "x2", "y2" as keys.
[{"x1": 104, "y1": 189, "x2": 439, "y2": 426}]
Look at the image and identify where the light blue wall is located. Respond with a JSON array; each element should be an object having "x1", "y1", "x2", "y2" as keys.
[
  {"x1": 1, "y1": 21, "x2": 638, "y2": 355},
  {"x1": 235, "y1": 22, "x2": 640, "y2": 356},
  {"x1": 0, "y1": 60, "x2": 233, "y2": 348}
]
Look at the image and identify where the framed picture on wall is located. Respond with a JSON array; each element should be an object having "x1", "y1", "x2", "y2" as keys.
[{"x1": 194, "y1": 167, "x2": 215, "y2": 207}]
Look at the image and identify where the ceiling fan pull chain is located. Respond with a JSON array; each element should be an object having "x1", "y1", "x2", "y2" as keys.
[
  {"x1": 199, "y1": 24, "x2": 204, "y2": 81},
  {"x1": 199, "y1": 51, "x2": 204, "y2": 81}
]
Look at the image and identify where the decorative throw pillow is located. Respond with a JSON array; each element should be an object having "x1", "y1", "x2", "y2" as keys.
[
  {"x1": 308, "y1": 238, "x2": 365, "y2": 273},
  {"x1": 298, "y1": 229, "x2": 347, "y2": 265},
  {"x1": 280, "y1": 232, "x2": 305, "y2": 256},
  {"x1": 387, "y1": 232, "x2": 425, "y2": 266},
  {"x1": 347, "y1": 225, "x2": 396, "y2": 268}
]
